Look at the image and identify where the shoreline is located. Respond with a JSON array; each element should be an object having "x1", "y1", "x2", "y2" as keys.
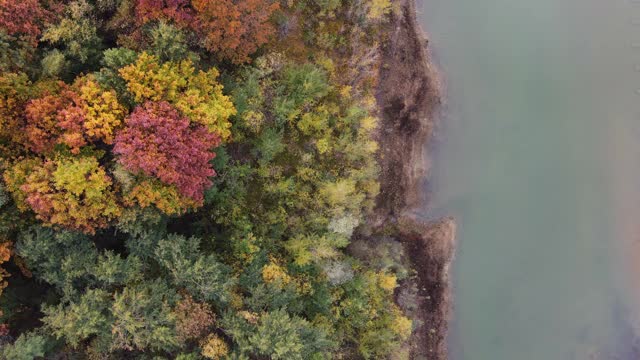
[{"x1": 370, "y1": 0, "x2": 455, "y2": 358}]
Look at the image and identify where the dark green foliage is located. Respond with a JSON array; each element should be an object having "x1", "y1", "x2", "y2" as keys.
[
  {"x1": 2, "y1": 332, "x2": 48, "y2": 360},
  {"x1": 243, "y1": 283, "x2": 302, "y2": 313},
  {"x1": 155, "y1": 235, "x2": 234, "y2": 306},
  {"x1": 175, "y1": 353, "x2": 202, "y2": 360},
  {"x1": 40, "y1": 1, "x2": 105, "y2": 78},
  {"x1": 0, "y1": 183, "x2": 8, "y2": 208},
  {"x1": 0, "y1": 32, "x2": 32, "y2": 73},
  {"x1": 93, "y1": 251, "x2": 144, "y2": 285},
  {"x1": 16, "y1": 226, "x2": 97, "y2": 296},
  {"x1": 254, "y1": 127, "x2": 285, "y2": 165},
  {"x1": 115, "y1": 206, "x2": 169, "y2": 262},
  {"x1": 148, "y1": 22, "x2": 197, "y2": 63},
  {"x1": 238, "y1": 254, "x2": 303, "y2": 313},
  {"x1": 94, "y1": 47, "x2": 138, "y2": 106},
  {"x1": 221, "y1": 308, "x2": 333, "y2": 360},
  {"x1": 101, "y1": 48, "x2": 138, "y2": 69}
]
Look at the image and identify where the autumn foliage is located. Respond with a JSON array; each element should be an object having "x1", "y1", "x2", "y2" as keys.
[
  {"x1": 0, "y1": 72, "x2": 32, "y2": 147},
  {"x1": 0, "y1": 0, "x2": 60, "y2": 45},
  {"x1": 114, "y1": 101, "x2": 220, "y2": 202},
  {"x1": 0, "y1": 241, "x2": 11, "y2": 297},
  {"x1": 191, "y1": 0, "x2": 279, "y2": 63},
  {"x1": 136, "y1": 0, "x2": 194, "y2": 27},
  {"x1": 135, "y1": 0, "x2": 279, "y2": 63},
  {"x1": 8, "y1": 157, "x2": 121, "y2": 233},
  {"x1": 3, "y1": 56, "x2": 229, "y2": 226},
  {"x1": 24, "y1": 77, "x2": 125, "y2": 154},
  {"x1": 122, "y1": 178, "x2": 200, "y2": 215},
  {"x1": 76, "y1": 77, "x2": 127, "y2": 144},
  {"x1": 24, "y1": 83, "x2": 86, "y2": 154},
  {"x1": 118, "y1": 53, "x2": 236, "y2": 140}
]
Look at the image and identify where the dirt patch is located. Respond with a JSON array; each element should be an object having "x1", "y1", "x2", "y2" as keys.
[
  {"x1": 368, "y1": 0, "x2": 455, "y2": 358},
  {"x1": 394, "y1": 216, "x2": 455, "y2": 359}
]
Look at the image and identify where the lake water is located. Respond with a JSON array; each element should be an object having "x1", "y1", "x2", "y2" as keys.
[{"x1": 418, "y1": 0, "x2": 640, "y2": 358}]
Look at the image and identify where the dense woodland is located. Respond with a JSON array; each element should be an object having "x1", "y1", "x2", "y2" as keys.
[{"x1": 0, "y1": 0, "x2": 411, "y2": 358}]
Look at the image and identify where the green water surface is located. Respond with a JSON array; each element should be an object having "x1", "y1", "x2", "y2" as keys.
[{"x1": 419, "y1": 0, "x2": 640, "y2": 358}]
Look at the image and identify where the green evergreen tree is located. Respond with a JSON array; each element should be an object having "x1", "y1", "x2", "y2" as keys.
[
  {"x1": 155, "y1": 234, "x2": 234, "y2": 306},
  {"x1": 2, "y1": 332, "x2": 48, "y2": 360}
]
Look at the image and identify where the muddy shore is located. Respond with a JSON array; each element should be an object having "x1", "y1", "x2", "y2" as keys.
[{"x1": 369, "y1": 0, "x2": 455, "y2": 358}]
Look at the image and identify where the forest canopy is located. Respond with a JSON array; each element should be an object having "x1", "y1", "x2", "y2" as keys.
[{"x1": 0, "y1": 0, "x2": 405, "y2": 359}]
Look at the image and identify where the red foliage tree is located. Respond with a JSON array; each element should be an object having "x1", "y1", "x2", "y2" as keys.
[
  {"x1": 0, "y1": 0, "x2": 60, "y2": 46},
  {"x1": 114, "y1": 101, "x2": 220, "y2": 202},
  {"x1": 136, "y1": 0, "x2": 194, "y2": 28}
]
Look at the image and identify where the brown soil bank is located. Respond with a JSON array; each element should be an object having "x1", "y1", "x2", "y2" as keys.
[{"x1": 372, "y1": 0, "x2": 455, "y2": 358}]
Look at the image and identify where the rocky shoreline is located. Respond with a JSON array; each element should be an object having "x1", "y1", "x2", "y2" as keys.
[{"x1": 370, "y1": 0, "x2": 456, "y2": 358}]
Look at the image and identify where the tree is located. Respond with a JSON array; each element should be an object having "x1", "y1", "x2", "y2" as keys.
[
  {"x1": 190, "y1": 0, "x2": 279, "y2": 64},
  {"x1": 118, "y1": 53, "x2": 236, "y2": 139},
  {"x1": 94, "y1": 47, "x2": 138, "y2": 107},
  {"x1": 174, "y1": 294, "x2": 215, "y2": 343},
  {"x1": 76, "y1": 75, "x2": 126, "y2": 144},
  {"x1": 8, "y1": 156, "x2": 121, "y2": 233},
  {"x1": 0, "y1": 72, "x2": 32, "y2": 148},
  {"x1": 111, "y1": 280, "x2": 179, "y2": 351},
  {"x1": 1, "y1": 332, "x2": 48, "y2": 360},
  {"x1": 221, "y1": 61, "x2": 378, "y2": 241},
  {"x1": 40, "y1": 0, "x2": 104, "y2": 75},
  {"x1": 23, "y1": 77, "x2": 125, "y2": 154},
  {"x1": 149, "y1": 21, "x2": 195, "y2": 62},
  {"x1": 272, "y1": 63, "x2": 329, "y2": 122},
  {"x1": 114, "y1": 101, "x2": 220, "y2": 202},
  {"x1": 155, "y1": 234, "x2": 234, "y2": 305},
  {"x1": 16, "y1": 226, "x2": 96, "y2": 293},
  {"x1": 333, "y1": 271, "x2": 412, "y2": 359},
  {"x1": 3, "y1": 158, "x2": 42, "y2": 212},
  {"x1": 200, "y1": 334, "x2": 229, "y2": 359},
  {"x1": 221, "y1": 308, "x2": 332, "y2": 360},
  {"x1": 92, "y1": 251, "x2": 144, "y2": 286},
  {"x1": 285, "y1": 233, "x2": 349, "y2": 266},
  {"x1": 24, "y1": 82, "x2": 86, "y2": 154},
  {"x1": 367, "y1": 0, "x2": 392, "y2": 20},
  {"x1": 233, "y1": 253, "x2": 302, "y2": 314},
  {"x1": 42, "y1": 289, "x2": 112, "y2": 347},
  {"x1": 0, "y1": 0, "x2": 60, "y2": 46},
  {"x1": 122, "y1": 178, "x2": 200, "y2": 215},
  {"x1": 135, "y1": 0, "x2": 194, "y2": 28}
]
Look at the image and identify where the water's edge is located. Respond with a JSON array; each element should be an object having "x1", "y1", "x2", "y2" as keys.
[{"x1": 370, "y1": 0, "x2": 455, "y2": 358}]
